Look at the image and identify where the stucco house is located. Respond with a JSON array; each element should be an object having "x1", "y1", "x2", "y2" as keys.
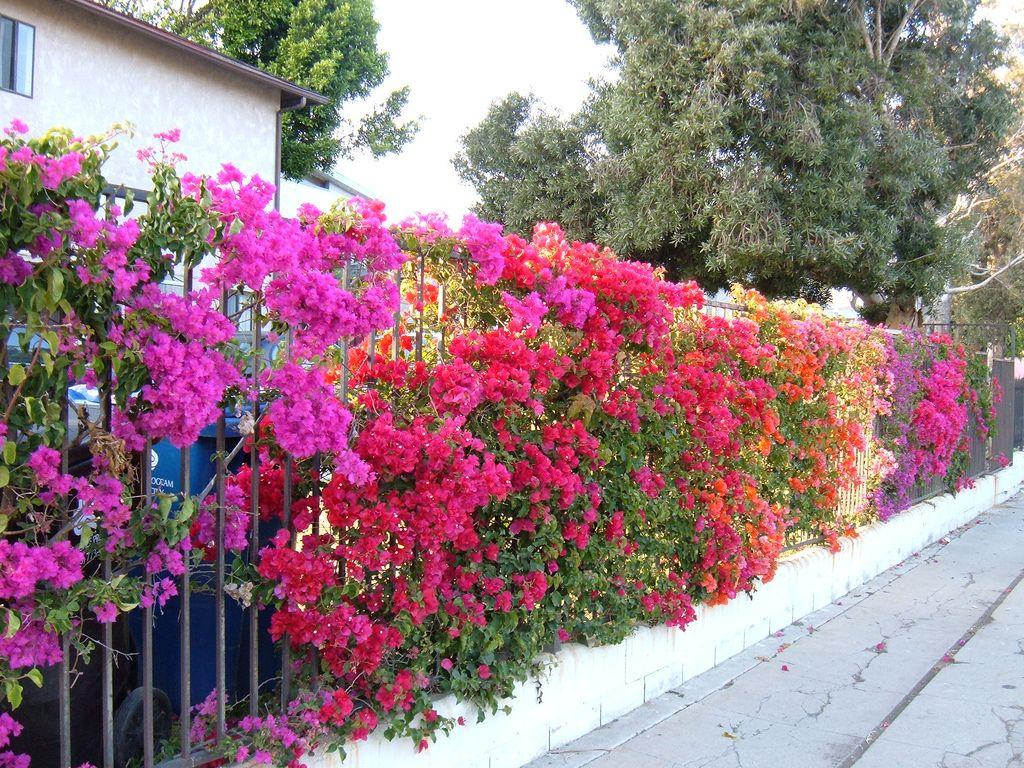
[{"x1": 0, "y1": 0, "x2": 328, "y2": 205}]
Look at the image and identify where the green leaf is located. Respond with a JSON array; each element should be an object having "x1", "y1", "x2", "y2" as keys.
[
  {"x1": 5, "y1": 680, "x2": 22, "y2": 709},
  {"x1": 4, "y1": 609, "x2": 21, "y2": 638},
  {"x1": 0, "y1": 466, "x2": 11, "y2": 488},
  {"x1": 22, "y1": 396, "x2": 42, "y2": 422},
  {"x1": 7, "y1": 364, "x2": 25, "y2": 386},
  {"x1": 3, "y1": 441, "x2": 16, "y2": 464},
  {"x1": 48, "y1": 270, "x2": 64, "y2": 303},
  {"x1": 26, "y1": 669, "x2": 43, "y2": 688},
  {"x1": 157, "y1": 494, "x2": 173, "y2": 522}
]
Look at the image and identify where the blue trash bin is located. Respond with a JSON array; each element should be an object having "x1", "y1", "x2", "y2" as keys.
[
  {"x1": 142, "y1": 417, "x2": 249, "y2": 714},
  {"x1": 69, "y1": 366, "x2": 282, "y2": 714},
  {"x1": 138, "y1": 584, "x2": 245, "y2": 715},
  {"x1": 150, "y1": 417, "x2": 243, "y2": 499}
]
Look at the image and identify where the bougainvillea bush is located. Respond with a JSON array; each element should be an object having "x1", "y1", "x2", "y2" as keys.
[
  {"x1": 870, "y1": 330, "x2": 997, "y2": 521},
  {"x1": 0, "y1": 124, "x2": 997, "y2": 768}
]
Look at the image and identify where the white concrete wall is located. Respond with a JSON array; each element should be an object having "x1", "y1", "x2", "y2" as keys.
[
  {"x1": 303, "y1": 455, "x2": 1024, "y2": 768},
  {"x1": 0, "y1": 0, "x2": 279, "y2": 190}
]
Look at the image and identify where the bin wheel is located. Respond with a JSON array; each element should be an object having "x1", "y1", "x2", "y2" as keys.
[{"x1": 113, "y1": 686, "x2": 173, "y2": 768}]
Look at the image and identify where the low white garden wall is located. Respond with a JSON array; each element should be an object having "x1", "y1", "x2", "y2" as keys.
[{"x1": 310, "y1": 454, "x2": 1024, "y2": 768}]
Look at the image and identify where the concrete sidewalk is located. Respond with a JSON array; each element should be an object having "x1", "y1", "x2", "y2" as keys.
[{"x1": 529, "y1": 494, "x2": 1024, "y2": 768}]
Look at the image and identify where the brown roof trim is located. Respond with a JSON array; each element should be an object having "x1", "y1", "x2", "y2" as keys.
[{"x1": 59, "y1": 0, "x2": 330, "y2": 108}]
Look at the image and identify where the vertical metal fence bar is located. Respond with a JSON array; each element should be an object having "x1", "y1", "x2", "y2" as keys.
[
  {"x1": 58, "y1": 635, "x2": 71, "y2": 768},
  {"x1": 340, "y1": 266, "x2": 352, "y2": 587},
  {"x1": 982, "y1": 350, "x2": 994, "y2": 469},
  {"x1": 415, "y1": 250, "x2": 425, "y2": 361},
  {"x1": 213, "y1": 486, "x2": 226, "y2": 735},
  {"x1": 58, "y1": 383, "x2": 71, "y2": 768},
  {"x1": 214, "y1": 288, "x2": 228, "y2": 741},
  {"x1": 393, "y1": 266, "x2": 402, "y2": 361},
  {"x1": 248, "y1": 293, "x2": 262, "y2": 719},
  {"x1": 438, "y1": 283, "x2": 446, "y2": 360},
  {"x1": 179, "y1": 267, "x2": 193, "y2": 758},
  {"x1": 982, "y1": 349, "x2": 990, "y2": 472},
  {"x1": 311, "y1": 451, "x2": 321, "y2": 689},
  {"x1": 101, "y1": 361, "x2": 115, "y2": 768},
  {"x1": 280, "y1": 329, "x2": 295, "y2": 713},
  {"x1": 341, "y1": 264, "x2": 351, "y2": 396},
  {"x1": 279, "y1": 455, "x2": 293, "y2": 711},
  {"x1": 141, "y1": 438, "x2": 155, "y2": 768},
  {"x1": 100, "y1": 549, "x2": 114, "y2": 768}
]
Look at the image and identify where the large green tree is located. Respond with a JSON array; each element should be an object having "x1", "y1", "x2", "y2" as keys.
[
  {"x1": 109, "y1": 0, "x2": 417, "y2": 179},
  {"x1": 456, "y1": 0, "x2": 1017, "y2": 322}
]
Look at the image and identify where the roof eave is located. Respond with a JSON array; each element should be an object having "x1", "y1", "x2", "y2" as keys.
[{"x1": 60, "y1": 0, "x2": 330, "y2": 108}]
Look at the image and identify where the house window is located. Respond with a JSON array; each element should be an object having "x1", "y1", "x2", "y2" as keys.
[{"x1": 0, "y1": 15, "x2": 34, "y2": 97}]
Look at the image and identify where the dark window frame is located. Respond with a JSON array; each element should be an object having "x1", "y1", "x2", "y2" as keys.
[{"x1": 0, "y1": 14, "x2": 35, "y2": 99}]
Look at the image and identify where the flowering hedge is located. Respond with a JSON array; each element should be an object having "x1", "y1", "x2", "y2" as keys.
[{"x1": 0, "y1": 124, "x2": 998, "y2": 768}]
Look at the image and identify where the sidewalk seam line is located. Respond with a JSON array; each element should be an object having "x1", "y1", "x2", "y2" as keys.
[{"x1": 838, "y1": 564, "x2": 1024, "y2": 768}]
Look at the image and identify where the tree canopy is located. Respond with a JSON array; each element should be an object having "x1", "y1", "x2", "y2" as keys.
[
  {"x1": 455, "y1": 0, "x2": 1018, "y2": 321},
  {"x1": 109, "y1": 0, "x2": 417, "y2": 180}
]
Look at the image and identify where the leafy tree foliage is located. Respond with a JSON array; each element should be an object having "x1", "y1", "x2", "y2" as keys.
[
  {"x1": 108, "y1": 0, "x2": 417, "y2": 179},
  {"x1": 951, "y1": 65, "x2": 1024, "y2": 347},
  {"x1": 950, "y1": 119, "x2": 1024, "y2": 342},
  {"x1": 456, "y1": 0, "x2": 1017, "y2": 321},
  {"x1": 454, "y1": 93, "x2": 606, "y2": 247}
]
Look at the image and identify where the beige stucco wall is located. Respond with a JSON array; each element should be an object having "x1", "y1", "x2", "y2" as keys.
[{"x1": 0, "y1": 0, "x2": 279, "y2": 190}]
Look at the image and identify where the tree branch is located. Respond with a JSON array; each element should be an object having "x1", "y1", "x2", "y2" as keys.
[
  {"x1": 854, "y1": 0, "x2": 875, "y2": 58},
  {"x1": 947, "y1": 253, "x2": 1024, "y2": 295},
  {"x1": 882, "y1": 0, "x2": 928, "y2": 67},
  {"x1": 945, "y1": 194, "x2": 994, "y2": 224},
  {"x1": 984, "y1": 149, "x2": 1024, "y2": 178},
  {"x1": 875, "y1": 0, "x2": 884, "y2": 61}
]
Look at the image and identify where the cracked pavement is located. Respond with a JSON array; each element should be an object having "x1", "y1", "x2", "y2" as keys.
[{"x1": 528, "y1": 493, "x2": 1024, "y2": 768}]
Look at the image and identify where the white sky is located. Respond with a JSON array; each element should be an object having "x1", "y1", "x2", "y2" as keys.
[
  {"x1": 341, "y1": 0, "x2": 1021, "y2": 223},
  {"x1": 340, "y1": 1, "x2": 612, "y2": 221}
]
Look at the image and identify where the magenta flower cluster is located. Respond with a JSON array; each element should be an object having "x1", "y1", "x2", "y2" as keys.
[
  {"x1": 872, "y1": 331, "x2": 987, "y2": 520},
  {"x1": 195, "y1": 167, "x2": 403, "y2": 360}
]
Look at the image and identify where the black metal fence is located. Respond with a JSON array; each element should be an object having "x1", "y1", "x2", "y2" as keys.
[
  {"x1": 992, "y1": 358, "x2": 1016, "y2": 460},
  {"x1": 1014, "y1": 380, "x2": 1024, "y2": 451}
]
